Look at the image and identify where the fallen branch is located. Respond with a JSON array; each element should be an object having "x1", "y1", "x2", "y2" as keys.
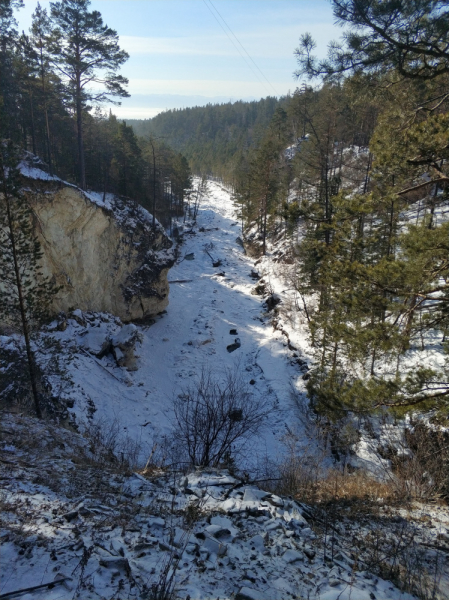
[
  {"x1": 79, "y1": 347, "x2": 123, "y2": 382},
  {"x1": 0, "y1": 578, "x2": 71, "y2": 599},
  {"x1": 168, "y1": 279, "x2": 193, "y2": 284}
]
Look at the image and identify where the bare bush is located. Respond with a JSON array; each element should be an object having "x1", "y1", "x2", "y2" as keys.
[
  {"x1": 79, "y1": 416, "x2": 145, "y2": 471},
  {"x1": 370, "y1": 419, "x2": 449, "y2": 502},
  {"x1": 173, "y1": 367, "x2": 272, "y2": 468}
]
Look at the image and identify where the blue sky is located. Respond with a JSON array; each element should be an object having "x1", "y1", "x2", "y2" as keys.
[{"x1": 16, "y1": 0, "x2": 341, "y2": 119}]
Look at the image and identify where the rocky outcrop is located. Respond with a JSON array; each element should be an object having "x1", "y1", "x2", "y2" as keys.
[{"x1": 19, "y1": 163, "x2": 175, "y2": 322}]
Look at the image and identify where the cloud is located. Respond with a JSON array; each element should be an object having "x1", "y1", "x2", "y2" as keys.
[
  {"x1": 127, "y1": 79, "x2": 292, "y2": 97},
  {"x1": 120, "y1": 23, "x2": 340, "y2": 60}
]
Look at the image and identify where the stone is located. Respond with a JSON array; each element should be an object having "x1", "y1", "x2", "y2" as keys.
[
  {"x1": 206, "y1": 524, "x2": 231, "y2": 539},
  {"x1": 283, "y1": 549, "x2": 304, "y2": 563},
  {"x1": 248, "y1": 534, "x2": 265, "y2": 551},
  {"x1": 111, "y1": 324, "x2": 142, "y2": 370},
  {"x1": 227, "y1": 338, "x2": 241, "y2": 353},
  {"x1": 243, "y1": 488, "x2": 271, "y2": 502},
  {"x1": 99, "y1": 557, "x2": 130, "y2": 573},
  {"x1": 80, "y1": 330, "x2": 110, "y2": 357},
  {"x1": 202, "y1": 536, "x2": 227, "y2": 557},
  {"x1": 265, "y1": 294, "x2": 281, "y2": 311},
  {"x1": 236, "y1": 586, "x2": 266, "y2": 600}
]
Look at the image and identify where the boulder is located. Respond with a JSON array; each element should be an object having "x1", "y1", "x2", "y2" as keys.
[
  {"x1": 110, "y1": 324, "x2": 142, "y2": 371},
  {"x1": 264, "y1": 293, "x2": 281, "y2": 311}
]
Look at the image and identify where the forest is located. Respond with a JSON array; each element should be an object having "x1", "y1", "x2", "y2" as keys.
[
  {"x1": 1, "y1": 2, "x2": 449, "y2": 598},
  {"x1": 126, "y1": 1, "x2": 449, "y2": 421},
  {"x1": 232, "y1": 1, "x2": 449, "y2": 419},
  {"x1": 128, "y1": 96, "x2": 282, "y2": 181},
  {"x1": 0, "y1": 0, "x2": 192, "y2": 225},
  {"x1": 1, "y1": 0, "x2": 448, "y2": 421}
]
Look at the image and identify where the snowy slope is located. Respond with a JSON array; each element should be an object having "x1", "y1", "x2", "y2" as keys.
[
  {"x1": 0, "y1": 412, "x2": 430, "y2": 600},
  {"x1": 45, "y1": 180, "x2": 314, "y2": 470},
  {"x1": 2, "y1": 182, "x2": 449, "y2": 600}
]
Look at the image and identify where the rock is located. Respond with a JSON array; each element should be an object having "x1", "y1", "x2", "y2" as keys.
[
  {"x1": 229, "y1": 328, "x2": 238, "y2": 335},
  {"x1": 265, "y1": 294, "x2": 281, "y2": 311},
  {"x1": 203, "y1": 535, "x2": 227, "y2": 557},
  {"x1": 283, "y1": 549, "x2": 304, "y2": 563},
  {"x1": 159, "y1": 541, "x2": 177, "y2": 553},
  {"x1": 17, "y1": 174, "x2": 174, "y2": 322},
  {"x1": 248, "y1": 534, "x2": 265, "y2": 551},
  {"x1": 251, "y1": 282, "x2": 265, "y2": 296},
  {"x1": 304, "y1": 548, "x2": 316, "y2": 559},
  {"x1": 80, "y1": 330, "x2": 110, "y2": 357},
  {"x1": 227, "y1": 338, "x2": 241, "y2": 353},
  {"x1": 265, "y1": 520, "x2": 283, "y2": 532},
  {"x1": 249, "y1": 379, "x2": 256, "y2": 385},
  {"x1": 206, "y1": 524, "x2": 231, "y2": 539},
  {"x1": 99, "y1": 557, "x2": 130, "y2": 573},
  {"x1": 210, "y1": 516, "x2": 233, "y2": 527},
  {"x1": 62, "y1": 510, "x2": 78, "y2": 522},
  {"x1": 111, "y1": 324, "x2": 142, "y2": 371},
  {"x1": 236, "y1": 587, "x2": 266, "y2": 600},
  {"x1": 243, "y1": 488, "x2": 271, "y2": 502},
  {"x1": 184, "y1": 253, "x2": 195, "y2": 260},
  {"x1": 213, "y1": 260, "x2": 222, "y2": 267},
  {"x1": 148, "y1": 517, "x2": 165, "y2": 528},
  {"x1": 266, "y1": 494, "x2": 284, "y2": 507}
]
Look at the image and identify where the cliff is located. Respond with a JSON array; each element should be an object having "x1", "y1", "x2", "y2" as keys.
[{"x1": 19, "y1": 160, "x2": 175, "y2": 322}]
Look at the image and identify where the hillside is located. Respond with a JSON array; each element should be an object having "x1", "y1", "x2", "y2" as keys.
[
  {"x1": 2, "y1": 182, "x2": 448, "y2": 600},
  {"x1": 126, "y1": 97, "x2": 282, "y2": 181}
]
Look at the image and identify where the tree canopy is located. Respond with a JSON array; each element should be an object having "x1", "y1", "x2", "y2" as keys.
[{"x1": 295, "y1": 0, "x2": 449, "y2": 81}]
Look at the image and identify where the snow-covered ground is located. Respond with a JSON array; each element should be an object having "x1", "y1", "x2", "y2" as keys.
[
  {"x1": 2, "y1": 411, "x2": 442, "y2": 600},
  {"x1": 43, "y1": 180, "x2": 314, "y2": 471},
  {"x1": 2, "y1": 181, "x2": 449, "y2": 600}
]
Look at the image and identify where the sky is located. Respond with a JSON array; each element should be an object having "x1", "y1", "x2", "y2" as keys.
[{"x1": 16, "y1": 0, "x2": 342, "y2": 120}]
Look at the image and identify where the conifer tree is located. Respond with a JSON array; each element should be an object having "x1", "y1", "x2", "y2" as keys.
[
  {"x1": 295, "y1": 0, "x2": 449, "y2": 81},
  {"x1": 30, "y1": 2, "x2": 54, "y2": 173},
  {"x1": 0, "y1": 142, "x2": 58, "y2": 417},
  {"x1": 49, "y1": 0, "x2": 129, "y2": 189}
]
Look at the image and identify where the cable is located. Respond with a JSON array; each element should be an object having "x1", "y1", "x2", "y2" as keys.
[
  {"x1": 206, "y1": 0, "x2": 279, "y2": 97},
  {"x1": 202, "y1": 0, "x2": 277, "y2": 97}
]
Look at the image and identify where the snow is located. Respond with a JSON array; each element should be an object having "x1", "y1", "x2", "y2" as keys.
[
  {"x1": 24, "y1": 179, "x2": 315, "y2": 470},
  {"x1": 1, "y1": 411, "x2": 430, "y2": 600},
  {"x1": 2, "y1": 180, "x2": 448, "y2": 599}
]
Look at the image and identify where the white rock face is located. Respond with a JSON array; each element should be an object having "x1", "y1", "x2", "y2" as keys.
[{"x1": 20, "y1": 172, "x2": 175, "y2": 321}]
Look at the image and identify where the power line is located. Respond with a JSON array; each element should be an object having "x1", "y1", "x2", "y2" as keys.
[
  {"x1": 202, "y1": 0, "x2": 278, "y2": 97},
  {"x1": 206, "y1": 0, "x2": 279, "y2": 97}
]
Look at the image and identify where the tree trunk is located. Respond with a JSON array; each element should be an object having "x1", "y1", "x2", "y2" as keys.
[
  {"x1": 76, "y1": 76, "x2": 86, "y2": 190},
  {"x1": 2, "y1": 183, "x2": 42, "y2": 419}
]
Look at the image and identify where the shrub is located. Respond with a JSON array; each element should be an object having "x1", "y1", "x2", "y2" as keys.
[{"x1": 173, "y1": 367, "x2": 272, "y2": 468}]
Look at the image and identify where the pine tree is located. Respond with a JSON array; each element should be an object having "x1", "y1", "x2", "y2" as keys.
[
  {"x1": 30, "y1": 2, "x2": 54, "y2": 173},
  {"x1": 295, "y1": 0, "x2": 449, "y2": 81},
  {"x1": 49, "y1": 0, "x2": 129, "y2": 189},
  {"x1": 0, "y1": 142, "x2": 58, "y2": 417}
]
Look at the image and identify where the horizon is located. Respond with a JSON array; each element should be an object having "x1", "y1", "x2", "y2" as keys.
[{"x1": 16, "y1": 0, "x2": 340, "y2": 119}]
